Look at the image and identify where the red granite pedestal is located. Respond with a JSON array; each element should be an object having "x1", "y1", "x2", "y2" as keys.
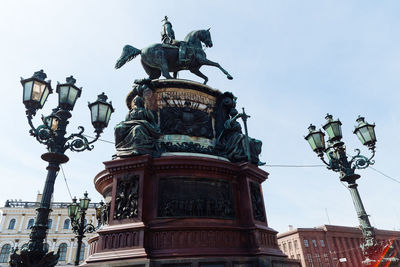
[{"x1": 83, "y1": 154, "x2": 300, "y2": 267}]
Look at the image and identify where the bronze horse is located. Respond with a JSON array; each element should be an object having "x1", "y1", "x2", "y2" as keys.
[{"x1": 115, "y1": 29, "x2": 233, "y2": 84}]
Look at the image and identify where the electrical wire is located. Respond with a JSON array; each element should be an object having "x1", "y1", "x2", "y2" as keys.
[
  {"x1": 266, "y1": 164, "x2": 325, "y2": 167},
  {"x1": 80, "y1": 135, "x2": 400, "y2": 186},
  {"x1": 369, "y1": 166, "x2": 400, "y2": 185},
  {"x1": 83, "y1": 134, "x2": 115, "y2": 144},
  {"x1": 60, "y1": 165, "x2": 73, "y2": 200}
]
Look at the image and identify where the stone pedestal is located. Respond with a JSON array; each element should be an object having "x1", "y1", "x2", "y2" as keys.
[
  {"x1": 83, "y1": 80, "x2": 299, "y2": 267},
  {"x1": 83, "y1": 155, "x2": 299, "y2": 266}
]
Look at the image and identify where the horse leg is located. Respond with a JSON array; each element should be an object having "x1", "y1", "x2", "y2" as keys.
[
  {"x1": 190, "y1": 68, "x2": 209, "y2": 84},
  {"x1": 160, "y1": 57, "x2": 173, "y2": 79},
  {"x1": 173, "y1": 71, "x2": 178, "y2": 79},
  {"x1": 200, "y1": 59, "x2": 233, "y2": 80}
]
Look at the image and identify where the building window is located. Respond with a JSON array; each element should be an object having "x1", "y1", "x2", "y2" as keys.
[
  {"x1": 58, "y1": 243, "x2": 68, "y2": 261},
  {"x1": 8, "y1": 219, "x2": 16, "y2": 230},
  {"x1": 283, "y1": 243, "x2": 287, "y2": 252},
  {"x1": 294, "y1": 240, "x2": 298, "y2": 249},
  {"x1": 0, "y1": 244, "x2": 11, "y2": 263},
  {"x1": 79, "y1": 243, "x2": 85, "y2": 261},
  {"x1": 288, "y1": 241, "x2": 293, "y2": 251},
  {"x1": 316, "y1": 254, "x2": 321, "y2": 262},
  {"x1": 63, "y1": 219, "x2": 70, "y2": 229},
  {"x1": 21, "y1": 244, "x2": 28, "y2": 251},
  {"x1": 304, "y1": 239, "x2": 309, "y2": 247},
  {"x1": 297, "y1": 254, "x2": 301, "y2": 259},
  {"x1": 324, "y1": 253, "x2": 329, "y2": 262},
  {"x1": 312, "y1": 239, "x2": 317, "y2": 247},
  {"x1": 27, "y1": 219, "x2": 34, "y2": 229},
  {"x1": 307, "y1": 253, "x2": 313, "y2": 263},
  {"x1": 48, "y1": 219, "x2": 52, "y2": 229},
  {"x1": 320, "y1": 239, "x2": 325, "y2": 247}
]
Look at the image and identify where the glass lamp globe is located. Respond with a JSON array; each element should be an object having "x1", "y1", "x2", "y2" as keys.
[
  {"x1": 21, "y1": 70, "x2": 52, "y2": 111},
  {"x1": 354, "y1": 116, "x2": 376, "y2": 148},
  {"x1": 67, "y1": 197, "x2": 79, "y2": 218},
  {"x1": 305, "y1": 124, "x2": 326, "y2": 153},
  {"x1": 323, "y1": 114, "x2": 342, "y2": 141},
  {"x1": 88, "y1": 93, "x2": 114, "y2": 133},
  {"x1": 56, "y1": 76, "x2": 82, "y2": 111},
  {"x1": 79, "y1": 192, "x2": 91, "y2": 210}
]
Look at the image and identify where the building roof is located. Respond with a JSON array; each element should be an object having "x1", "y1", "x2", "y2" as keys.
[{"x1": 278, "y1": 224, "x2": 400, "y2": 238}]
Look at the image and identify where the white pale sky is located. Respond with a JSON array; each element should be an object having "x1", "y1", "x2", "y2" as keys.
[{"x1": 0, "y1": 0, "x2": 400, "y2": 234}]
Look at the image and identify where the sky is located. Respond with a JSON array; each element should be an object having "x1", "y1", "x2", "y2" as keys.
[{"x1": 0, "y1": 0, "x2": 400, "y2": 234}]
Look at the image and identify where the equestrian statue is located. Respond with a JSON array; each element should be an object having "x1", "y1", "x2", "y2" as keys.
[{"x1": 115, "y1": 16, "x2": 233, "y2": 84}]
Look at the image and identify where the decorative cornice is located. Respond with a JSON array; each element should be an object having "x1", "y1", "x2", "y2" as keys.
[
  {"x1": 94, "y1": 155, "x2": 268, "y2": 194},
  {"x1": 150, "y1": 79, "x2": 222, "y2": 97},
  {"x1": 94, "y1": 170, "x2": 113, "y2": 195}
]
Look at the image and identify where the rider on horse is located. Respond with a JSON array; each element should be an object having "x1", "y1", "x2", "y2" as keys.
[
  {"x1": 161, "y1": 16, "x2": 176, "y2": 45},
  {"x1": 161, "y1": 16, "x2": 189, "y2": 66}
]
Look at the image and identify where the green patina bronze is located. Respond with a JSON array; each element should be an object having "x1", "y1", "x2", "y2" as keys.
[
  {"x1": 114, "y1": 95, "x2": 161, "y2": 157},
  {"x1": 115, "y1": 17, "x2": 233, "y2": 84}
]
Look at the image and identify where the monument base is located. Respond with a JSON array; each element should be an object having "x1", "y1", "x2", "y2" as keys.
[
  {"x1": 83, "y1": 255, "x2": 300, "y2": 267},
  {"x1": 83, "y1": 154, "x2": 299, "y2": 267}
]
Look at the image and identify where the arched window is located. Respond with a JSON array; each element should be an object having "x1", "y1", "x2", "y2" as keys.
[
  {"x1": 47, "y1": 219, "x2": 52, "y2": 229},
  {"x1": 27, "y1": 219, "x2": 34, "y2": 229},
  {"x1": 63, "y1": 219, "x2": 70, "y2": 229},
  {"x1": 79, "y1": 243, "x2": 85, "y2": 261},
  {"x1": 0, "y1": 244, "x2": 11, "y2": 263},
  {"x1": 58, "y1": 243, "x2": 68, "y2": 261},
  {"x1": 8, "y1": 219, "x2": 16, "y2": 230},
  {"x1": 21, "y1": 243, "x2": 28, "y2": 251}
]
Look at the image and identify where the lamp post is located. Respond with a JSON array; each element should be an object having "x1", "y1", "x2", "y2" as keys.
[
  {"x1": 9, "y1": 70, "x2": 114, "y2": 267},
  {"x1": 305, "y1": 114, "x2": 398, "y2": 266},
  {"x1": 67, "y1": 192, "x2": 96, "y2": 266}
]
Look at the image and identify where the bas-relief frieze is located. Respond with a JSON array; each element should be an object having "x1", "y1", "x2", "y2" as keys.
[
  {"x1": 250, "y1": 182, "x2": 266, "y2": 222},
  {"x1": 113, "y1": 174, "x2": 139, "y2": 220},
  {"x1": 156, "y1": 88, "x2": 216, "y2": 112},
  {"x1": 157, "y1": 178, "x2": 234, "y2": 219}
]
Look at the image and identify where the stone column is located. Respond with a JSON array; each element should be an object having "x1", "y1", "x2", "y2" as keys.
[
  {"x1": 51, "y1": 239, "x2": 56, "y2": 252},
  {"x1": 85, "y1": 242, "x2": 90, "y2": 259},
  {"x1": 68, "y1": 240, "x2": 74, "y2": 263},
  {"x1": 18, "y1": 214, "x2": 25, "y2": 232},
  {"x1": 0, "y1": 213, "x2": 6, "y2": 232},
  {"x1": 14, "y1": 239, "x2": 20, "y2": 249},
  {"x1": 55, "y1": 214, "x2": 61, "y2": 232}
]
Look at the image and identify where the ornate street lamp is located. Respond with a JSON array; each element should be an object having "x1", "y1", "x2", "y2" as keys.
[
  {"x1": 305, "y1": 114, "x2": 398, "y2": 266},
  {"x1": 10, "y1": 70, "x2": 114, "y2": 267},
  {"x1": 68, "y1": 192, "x2": 97, "y2": 266}
]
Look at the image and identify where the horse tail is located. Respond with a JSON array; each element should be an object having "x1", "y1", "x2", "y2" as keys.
[{"x1": 115, "y1": 45, "x2": 141, "y2": 69}]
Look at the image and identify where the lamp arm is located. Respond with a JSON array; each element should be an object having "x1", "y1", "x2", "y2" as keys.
[
  {"x1": 350, "y1": 148, "x2": 375, "y2": 170},
  {"x1": 26, "y1": 114, "x2": 55, "y2": 146},
  {"x1": 64, "y1": 126, "x2": 94, "y2": 152},
  {"x1": 317, "y1": 152, "x2": 330, "y2": 167},
  {"x1": 87, "y1": 132, "x2": 101, "y2": 145},
  {"x1": 83, "y1": 222, "x2": 96, "y2": 234},
  {"x1": 368, "y1": 148, "x2": 376, "y2": 162},
  {"x1": 70, "y1": 217, "x2": 81, "y2": 235}
]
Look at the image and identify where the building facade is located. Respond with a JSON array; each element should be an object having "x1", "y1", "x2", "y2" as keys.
[
  {"x1": 277, "y1": 225, "x2": 400, "y2": 267},
  {"x1": 0, "y1": 194, "x2": 99, "y2": 266}
]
